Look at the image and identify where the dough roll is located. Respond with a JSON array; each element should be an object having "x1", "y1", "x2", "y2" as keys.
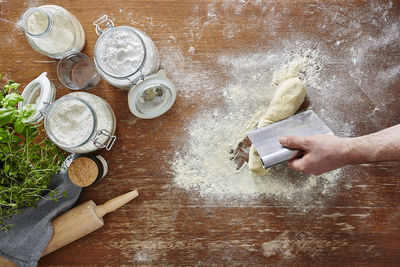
[{"x1": 249, "y1": 77, "x2": 306, "y2": 175}]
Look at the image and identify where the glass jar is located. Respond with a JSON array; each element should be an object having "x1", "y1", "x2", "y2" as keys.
[
  {"x1": 44, "y1": 92, "x2": 116, "y2": 154},
  {"x1": 93, "y1": 15, "x2": 160, "y2": 89},
  {"x1": 19, "y1": 74, "x2": 116, "y2": 154},
  {"x1": 93, "y1": 15, "x2": 177, "y2": 119},
  {"x1": 22, "y1": 5, "x2": 85, "y2": 59}
]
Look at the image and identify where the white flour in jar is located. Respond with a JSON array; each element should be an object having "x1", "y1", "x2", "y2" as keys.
[
  {"x1": 97, "y1": 29, "x2": 146, "y2": 77},
  {"x1": 47, "y1": 92, "x2": 116, "y2": 154},
  {"x1": 68, "y1": 92, "x2": 116, "y2": 154},
  {"x1": 96, "y1": 27, "x2": 159, "y2": 88},
  {"x1": 23, "y1": 5, "x2": 85, "y2": 57},
  {"x1": 26, "y1": 11, "x2": 49, "y2": 35},
  {"x1": 48, "y1": 98, "x2": 94, "y2": 146}
]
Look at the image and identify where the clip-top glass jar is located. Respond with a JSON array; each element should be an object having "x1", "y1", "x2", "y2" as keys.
[
  {"x1": 93, "y1": 15, "x2": 177, "y2": 119},
  {"x1": 19, "y1": 73, "x2": 116, "y2": 154},
  {"x1": 22, "y1": 5, "x2": 85, "y2": 59},
  {"x1": 93, "y1": 15, "x2": 160, "y2": 89}
]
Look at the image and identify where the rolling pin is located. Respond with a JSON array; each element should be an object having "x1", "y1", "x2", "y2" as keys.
[
  {"x1": 0, "y1": 190, "x2": 139, "y2": 266},
  {"x1": 42, "y1": 190, "x2": 139, "y2": 256}
]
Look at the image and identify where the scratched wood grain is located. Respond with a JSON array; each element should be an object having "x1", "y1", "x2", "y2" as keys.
[{"x1": 1, "y1": 0, "x2": 400, "y2": 266}]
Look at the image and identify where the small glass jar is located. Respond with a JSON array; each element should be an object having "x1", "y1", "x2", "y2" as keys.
[
  {"x1": 19, "y1": 73, "x2": 116, "y2": 154},
  {"x1": 57, "y1": 52, "x2": 100, "y2": 90},
  {"x1": 67, "y1": 154, "x2": 109, "y2": 187},
  {"x1": 93, "y1": 15, "x2": 160, "y2": 89},
  {"x1": 22, "y1": 5, "x2": 85, "y2": 59}
]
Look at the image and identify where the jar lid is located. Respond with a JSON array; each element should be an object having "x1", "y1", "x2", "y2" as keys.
[
  {"x1": 44, "y1": 95, "x2": 96, "y2": 149},
  {"x1": 94, "y1": 25, "x2": 146, "y2": 79},
  {"x1": 128, "y1": 70, "x2": 177, "y2": 119},
  {"x1": 18, "y1": 72, "x2": 56, "y2": 124}
]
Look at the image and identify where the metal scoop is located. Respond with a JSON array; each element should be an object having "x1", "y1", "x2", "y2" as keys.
[{"x1": 247, "y1": 110, "x2": 333, "y2": 169}]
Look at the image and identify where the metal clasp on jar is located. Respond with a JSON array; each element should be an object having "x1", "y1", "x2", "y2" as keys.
[
  {"x1": 39, "y1": 101, "x2": 52, "y2": 116},
  {"x1": 91, "y1": 129, "x2": 116, "y2": 150},
  {"x1": 126, "y1": 69, "x2": 146, "y2": 86},
  {"x1": 93, "y1": 15, "x2": 114, "y2": 35}
]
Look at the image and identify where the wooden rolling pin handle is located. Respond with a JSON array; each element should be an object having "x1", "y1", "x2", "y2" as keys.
[{"x1": 95, "y1": 190, "x2": 139, "y2": 218}]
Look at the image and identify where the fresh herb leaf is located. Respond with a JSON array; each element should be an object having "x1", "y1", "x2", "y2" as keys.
[
  {"x1": 0, "y1": 107, "x2": 15, "y2": 126},
  {"x1": 19, "y1": 104, "x2": 35, "y2": 119},
  {"x1": 14, "y1": 117, "x2": 24, "y2": 133},
  {"x1": 2, "y1": 93, "x2": 24, "y2": 107}
]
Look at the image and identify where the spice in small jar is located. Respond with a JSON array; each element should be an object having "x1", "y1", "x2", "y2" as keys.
[{"x1": 68, "y1": 155, "x2": 108, "y2": 187}]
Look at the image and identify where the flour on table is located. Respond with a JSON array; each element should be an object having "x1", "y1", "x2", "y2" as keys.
[
  {"x1": 154, "y1": 0, "x2": 400, "y2": 209},
  {"x1": 171, "y1": 45, "x2": 342, "y2": 207}
]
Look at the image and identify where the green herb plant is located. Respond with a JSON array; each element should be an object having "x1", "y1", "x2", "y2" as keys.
[{"x1": 0, "y1": 74, "x2": 66, "y2": 231}]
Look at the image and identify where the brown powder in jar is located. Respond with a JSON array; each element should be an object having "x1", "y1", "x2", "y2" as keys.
[{"x1": 68, "y1": 157, "x2": 99, "y2": 187}]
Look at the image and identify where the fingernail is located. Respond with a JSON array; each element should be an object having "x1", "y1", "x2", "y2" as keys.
[{"x1": 280, "y1": 137, "x2": 287, "y2": 144}]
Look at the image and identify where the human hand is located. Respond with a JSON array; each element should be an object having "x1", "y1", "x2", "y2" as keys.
[{"x1": 279, "y1": 134, "x2": 349, "y2": 175}]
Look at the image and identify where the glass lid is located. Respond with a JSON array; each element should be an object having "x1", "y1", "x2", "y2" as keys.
[
  {"x1": 18, "y1": 72, "x2": 56, "y2": 124},
  {"x1": 94, "y1": 26, "x2": 147, "y2": 79},
  {"x1": 128, "y1": 70, "x2": 176, "y2": 119}
]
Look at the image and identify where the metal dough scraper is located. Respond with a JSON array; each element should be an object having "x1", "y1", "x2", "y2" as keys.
[{"x1": 247, "y1": 110, "x2": 333, "y2": 169}]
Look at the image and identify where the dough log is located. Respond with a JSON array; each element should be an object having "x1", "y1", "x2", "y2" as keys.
[{"x1": 249, "y1": 77, "x2": 306, "y2": 175}]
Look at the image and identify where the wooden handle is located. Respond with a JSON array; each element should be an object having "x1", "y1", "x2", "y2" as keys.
[{"x1": 95, "y1": 190, "x2": 139, "y2": 218}]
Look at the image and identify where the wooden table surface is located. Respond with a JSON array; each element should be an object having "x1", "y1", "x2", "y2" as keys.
[{"x1": 1, "y1": 0, "x2": 400, "y2": 266}]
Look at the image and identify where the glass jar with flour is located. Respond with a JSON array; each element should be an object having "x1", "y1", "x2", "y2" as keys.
[
  {"x1": 22, "y1": 5, "x2": 85, "y2": 59},
  {"x1": 93, "y1": 15, "x2": 176, "y2": 119},
  {"x1": 19, "y1": 73, "x2": 116, "y2": 154}
]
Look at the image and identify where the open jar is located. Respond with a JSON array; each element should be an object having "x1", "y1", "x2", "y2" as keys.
[
  {"x1": 93, "y1": 15, "x2": 176, "y2": 119},
  {"x1": 19, "y1": 73, "x2": 116, "y2": 154},
  {"x1": 21, "y1": 5, "x2": 85, "y2": 59}
]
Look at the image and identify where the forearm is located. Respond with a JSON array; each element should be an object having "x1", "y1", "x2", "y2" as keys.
[{"x1": 342, "y1": 124, "x2": 400, "y2": 164}]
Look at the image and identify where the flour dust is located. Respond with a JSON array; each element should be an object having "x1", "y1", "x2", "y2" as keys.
[
  {"x1": 171, "y1": 42, "x2": 341, "y2": 207},
  {"x1": 168, "y1": 1, "x2": 399, "y2": 208}
]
